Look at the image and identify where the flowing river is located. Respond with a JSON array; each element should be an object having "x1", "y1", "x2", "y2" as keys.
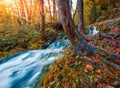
[{"x1": 0, "y1": 39, "x2": 71, "y2": 88}]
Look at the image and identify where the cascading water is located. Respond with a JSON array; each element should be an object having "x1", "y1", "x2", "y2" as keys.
[
  {"x1": 0, "y1": 39, "x2": 71, "y2": 88},
  {"x1": 86, "y1": 26, "x2": 99, "y2": 35}
]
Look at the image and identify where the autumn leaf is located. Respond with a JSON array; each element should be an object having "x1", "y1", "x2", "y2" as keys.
[
  {"x1": 70, "y1": 58, "x2": 75, "y2": 63},
  {"x1": 96, "y1": 69, "x2": 102, "y2": 74},
  {"x1": 95, "y1": 55, "x2": 99, "y2": 59},
  {"x1": 116, "y1": 47, "x2": 120, "y2": 51},
  {"x1": 86, "y1": 64, "x2": 93, "y2": 71},
  {"x1": 61, "y1": 83, "x2": 64, "y2": 88}
]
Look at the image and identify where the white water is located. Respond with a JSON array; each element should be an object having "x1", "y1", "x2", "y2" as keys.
[
  {"x1": 0, "y1": 39, "x2": 71, "y2": 88},
  {"x1": 86, "y1": 26, "x2": 99, "y2": 35}
]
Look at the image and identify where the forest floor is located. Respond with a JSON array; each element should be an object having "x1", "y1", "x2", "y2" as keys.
[{"x1": 39, "y1": 19, "x2": 120, "y2": 88}]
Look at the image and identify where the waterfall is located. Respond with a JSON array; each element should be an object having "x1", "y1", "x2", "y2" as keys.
[{"x1": 0, "y1": 39, "x2": 71, "y2": 88}]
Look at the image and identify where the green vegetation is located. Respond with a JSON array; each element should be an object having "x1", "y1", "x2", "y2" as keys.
[{"x1": 0, "y1": 23, "x2": 66, "y2": 60}]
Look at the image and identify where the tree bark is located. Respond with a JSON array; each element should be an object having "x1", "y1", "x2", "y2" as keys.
[
  {"x1": 39, "y1": 0, "x2": 45, "y2": 43},
  {"x1": 77, "y1": 0, "x2": 84, "y2": 34},
  {"x1": 57, "y1": 0, "x2": 77, "y2": 45},
  {"x1": 53, "y1": 0, "x2": 57, "y2": 22}
]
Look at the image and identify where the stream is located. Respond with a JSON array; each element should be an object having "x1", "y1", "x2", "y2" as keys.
[{"x1": 0, "y1": 39, "x2": 71, "y2": 88}]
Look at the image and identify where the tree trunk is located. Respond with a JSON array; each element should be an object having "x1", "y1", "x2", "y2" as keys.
[
  {"x1": 23, "y1": 0, "x2": 30, "y2": 21},
  {"x1": 77, "y1": 0, "x2": 84, "y2": 34},
  {"x1": 57, "y1": 0, "x2": 77, "y2": 45},
  {"x1": 29, "y1": 0, "x2": 34, "y2": 22},
  {"x1": 53, "y1": 0, "x2": 57, "y2": 22},
  {"x1": 77, "y1": 0, "x2": 88, "y2": 40},
  {"x1": 57, "y1": 0, "x2": 96, "y2": 54},
  {"x1": 48, "y1": 0, "x2": 52, "y2": 22},
  {"x1": 39, "y1": 0, "x2": 45, "y2": 43},
  {"x1": 19, "y1": 0, "x2": 29, "y2": 22}
]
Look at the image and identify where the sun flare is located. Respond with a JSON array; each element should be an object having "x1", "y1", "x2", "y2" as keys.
[{"x1": 4, "y1": 0, "x2": 13, "y2": 4}]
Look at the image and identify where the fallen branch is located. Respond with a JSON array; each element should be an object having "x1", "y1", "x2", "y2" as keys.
[{"x1": 91, "y1": 17, "x2": 120, "y2": 26}]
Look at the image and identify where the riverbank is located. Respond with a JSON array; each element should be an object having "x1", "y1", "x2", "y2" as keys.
[
  {"x1": 0, "y1": 39, "x2": 71, "y2": 88},
  {"x1": 39, "y1": 23, "x2": 120, "y2": 88},
  {"x1": 0, "y1": 23, "x2": 66, "y2": 61}
]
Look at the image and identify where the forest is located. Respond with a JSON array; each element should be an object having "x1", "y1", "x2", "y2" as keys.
[{"x1": 0, "y1": 0, "x2": 120, "y2": 88}]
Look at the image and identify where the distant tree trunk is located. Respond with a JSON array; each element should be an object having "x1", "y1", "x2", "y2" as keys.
[
  {"x1": 48, "y1": 0, "x2": 52, "y2": 22},
  {"x1": 19, "y1": 0, "x2": 24, "y2": 24},
  {"x1": 53, "y1": 0, "x2": 57, "y2": 22},
  {"x1": 20, "y1": 0, "x2": 29, "y2": 22},
  {"x1": 29, "y1": 0, "x2": 34, "y2": 22},
  {"x1": 23, "y1": 0, "x2": 29, "y2": 21},
  {"x1": 39, "y1": 0, "x2": 45, "y2": 43}
]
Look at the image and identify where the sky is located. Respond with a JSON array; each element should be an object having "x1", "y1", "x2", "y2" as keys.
[{"x1": 72, "y1": 0, "x2": 77, "y2": 10}]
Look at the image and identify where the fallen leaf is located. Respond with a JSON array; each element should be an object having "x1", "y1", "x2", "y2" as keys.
[
  {"x1": 96, "y1": 69, "x2": 102, "y2": 74},
  {"x1": 86, "y1": 64, "x2": 93, "y2": 71}
]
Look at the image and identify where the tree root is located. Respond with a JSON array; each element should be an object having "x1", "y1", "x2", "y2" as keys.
[
  {"x1": 99, "y1": 57, "x2": 120, "y2": 71},
  {"x1": 93, "y1": 46, "x2": 120, "y2": 60},
  {"x1": 99, "y1": 33, "x2": 120, "y2": 45},
  {"x1": 107, "y1": 54, "x2": 120, "y2": 60}
]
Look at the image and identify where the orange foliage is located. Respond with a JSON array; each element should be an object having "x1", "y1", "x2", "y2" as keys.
[
  {"x1": 96, "y1": 69, "x2": 102, "y2": 74},
  {"x1": 86, "y1": 64, "x2": 93, "y2": 71}
]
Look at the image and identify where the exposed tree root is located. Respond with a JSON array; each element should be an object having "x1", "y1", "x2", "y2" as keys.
[
  {"x1": 107, "y1": 54, "x2": 120, "y2": 60},
  {"x1": 99, "y1": 33, "x2": 120, "y2": 45},
  {"x1": 99, "y1": 57, "x2": 120, "y2": 71}
]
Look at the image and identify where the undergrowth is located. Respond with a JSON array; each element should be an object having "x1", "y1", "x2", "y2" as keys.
[{"x1": 0, "y1": 23, "x2": 66, "y2": 60}]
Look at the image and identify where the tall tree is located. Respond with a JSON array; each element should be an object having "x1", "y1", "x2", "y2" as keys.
[
  {"x1": 53, "y1": 0, "x2": 57, "y2": 22},
  {"x1": 23, "y1": 0, "x2": 30, "y2": 21},
  {"x1": 57, "y1": 0, "x2": 120, "y2": 71},
  {"x1": 19, "y1": 0, "x2": 29, "y2": 21},
  {"x1": 57, "y1": 0, "x2": 87, "y2": 45},
  {"x1": 57, "y1": 0, "x2": 77, "y2": 44},
  {"x1": 77, "y1": 0, "x2": 84, "y2": 34},
  {"x1": 29, "y1": 0, "x2": 34, "y2": 22},
  {"x1": 48, "y1": 0, "x2": 52, "y2": 21},
  {"x1": 39, "y1": 0, "x2": 45, "y2": 43}
]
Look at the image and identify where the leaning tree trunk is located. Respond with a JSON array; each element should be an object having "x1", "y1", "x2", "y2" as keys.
[
  {"x1": 57, "y1": 0, "x2": 77, "y2": 45},
  {"x1": 57, "y1": 0, "x2": 91, "y2": 48}
]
